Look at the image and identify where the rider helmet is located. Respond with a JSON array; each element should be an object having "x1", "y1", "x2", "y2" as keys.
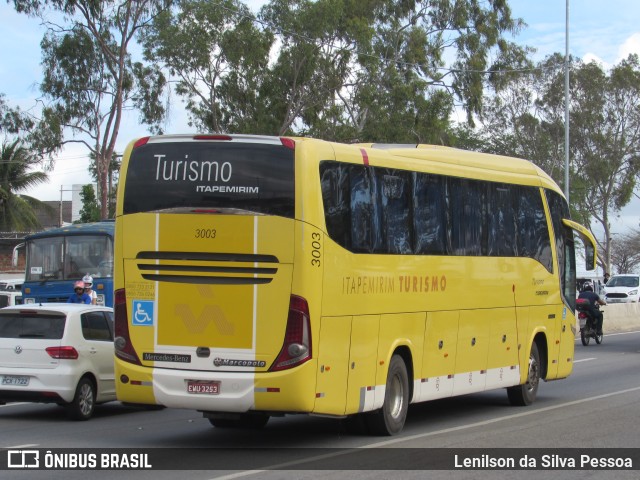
[
  {"x1": 82, "y1": 274, "x2": 93, "y2": 288},
  {"x1": 74, "y1": 280, "x2": 85, "y2": 291},
  {"x1": 582, "y1": 281, "x2": 594, "y2": 292}
]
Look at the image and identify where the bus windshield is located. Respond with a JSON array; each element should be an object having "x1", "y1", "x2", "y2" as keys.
[
  {"x1": 26, "y1": 234, "x2": 113, "y2": 282},
  {"x1": 123, "y1": 141, "x2": 295, "y2": 217}
]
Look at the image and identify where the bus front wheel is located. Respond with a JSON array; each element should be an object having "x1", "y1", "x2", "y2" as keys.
[
  {"x1": 365, "y1": 354, "x2": 409, "y2": 436},
  {"x1": 507, "y1": 342, "x2": 540, "y2": 406}
]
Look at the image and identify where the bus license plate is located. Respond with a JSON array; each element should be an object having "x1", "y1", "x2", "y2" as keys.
[
  {"x1": 2, "y1": 375, "x2": 29, "y2": 386},
  {"x1": 187, "y1": 381, "x2": 220, "y2": 395}
]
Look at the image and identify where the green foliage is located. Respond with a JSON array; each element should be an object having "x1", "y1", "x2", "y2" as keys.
[
  {"x1": 141, "y1": 0, "x2": 525, "y2": 141},
  {"x1": 0, "y1": 140, "x2": 52, "y2": 232},
  {"x1": 77, "y1": 184, "x2": 101, "y2": 223},
  {"x1": 11, "y1": 0, "x2": 171, "y2": 219},
  {"x1": 477, "y1": 53, "x2": 640, "y2": 272},
  {"x1": 0, "y1": 94, "x2": 35, "y2": 135}
]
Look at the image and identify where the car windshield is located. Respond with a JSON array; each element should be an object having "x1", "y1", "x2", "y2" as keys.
[{"x1": 607, "y1": 276, "x2": 639, "y2": 288}]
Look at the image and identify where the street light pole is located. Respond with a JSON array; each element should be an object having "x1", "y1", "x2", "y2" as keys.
[{"x1": 564, "y1": 0, "x2": 570, "y2": 203}]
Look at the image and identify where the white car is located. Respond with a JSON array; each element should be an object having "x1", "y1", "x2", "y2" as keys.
[
  {"x1": 0, "y1": 278, "x2": 23, "y2": 292},
  {"x1": 603, "y1": 274, "x2": 640, "y2": 303},
  {"x1": 0, "y1": 291, "x2": 22, "y2": 308},
  {"x1": 0, "y1": 303, "x2": 115, "y2": 420}
]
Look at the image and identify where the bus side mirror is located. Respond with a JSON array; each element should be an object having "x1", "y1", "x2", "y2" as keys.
[
  {"x1": 12, "y1": 243, "x2": 24, "y2": 268},
  {"x1": 585, "y1": 244, "x2": 595, "y2": 272}
]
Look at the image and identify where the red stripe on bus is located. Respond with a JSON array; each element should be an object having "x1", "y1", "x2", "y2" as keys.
[{"x1": 360, "y1": 148, "x2": 369, "y2": 166}]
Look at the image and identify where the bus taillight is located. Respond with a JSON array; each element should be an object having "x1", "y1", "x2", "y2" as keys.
[
  {"x1": 114, "y1": 288, "x2": 142, "y2": 365},
  {"x1": 133, "y1": 137, "x2": 149, "y2": 149},
  {"x1": 280, "y1": 137, "x2": 295, "y2": 150},
  {"x1": 269, "y1": 295, "x2": 311, "y2": 372}
]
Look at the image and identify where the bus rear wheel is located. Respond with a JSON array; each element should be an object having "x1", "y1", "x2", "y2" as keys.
[
  {"x1": 365, "y1": 354, "x2": 409, "y2": 436},
  {"x1": 507, "y1": 342, "x2": 540, "y2": 406}
]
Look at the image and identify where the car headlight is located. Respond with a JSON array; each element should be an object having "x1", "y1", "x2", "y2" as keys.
[{"x1": 628, "y1": 290, "x2": 638, "y2": 296}]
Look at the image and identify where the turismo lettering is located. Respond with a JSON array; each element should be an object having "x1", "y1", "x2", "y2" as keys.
[
  {"x1": 399, "y1": 275, "x2": 447, "y2": 293},
  {"x1": 154, "y1": 154, "x2": 232, "y2": 183},
  {"x1": 341, "y1": 275, "x2": 447, "y2": 295}
]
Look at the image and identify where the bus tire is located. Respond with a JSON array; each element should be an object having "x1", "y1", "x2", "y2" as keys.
[
  {"x1": 208, "y1": 412, "x2": 269, "y2": 429},
  {"x1": 67, "y1": 377, "x2": 96, "y2": 421},
  {"x1": 365, "y1": 354, "x2": 409, "y2": 436},
  {"x1": 507, "y1": 342, "x2": 540, "y2": 406}
]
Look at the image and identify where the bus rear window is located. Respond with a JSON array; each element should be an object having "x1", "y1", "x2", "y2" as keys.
[{"x1": 123, "y1": 141, "x2": 295, "y2": 217}]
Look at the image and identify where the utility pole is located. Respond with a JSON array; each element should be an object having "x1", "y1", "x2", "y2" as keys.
[{"x1": 564, "y1": 0, "x2": 570, "y2": 203}]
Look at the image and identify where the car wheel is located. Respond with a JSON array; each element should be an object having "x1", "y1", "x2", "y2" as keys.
[{"x1": 67, "y1": 377, "x2": 96, "y2": 421}]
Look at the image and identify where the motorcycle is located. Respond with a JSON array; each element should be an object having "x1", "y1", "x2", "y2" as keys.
[{"x1": 576, "y1": 298, "x2": 603, "y2": 346}]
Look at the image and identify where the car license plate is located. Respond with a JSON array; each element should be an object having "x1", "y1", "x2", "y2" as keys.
[
  {"x1": 187, "y1": 380, "x2": 220, "y2": 395},
  {"x1": 2, "y1": 375, "x2": 29, "y2": 386}
]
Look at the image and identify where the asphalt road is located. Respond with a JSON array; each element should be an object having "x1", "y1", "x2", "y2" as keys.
[{"x1": 2, "y1": 330, "x2": 640, "y2": 480}]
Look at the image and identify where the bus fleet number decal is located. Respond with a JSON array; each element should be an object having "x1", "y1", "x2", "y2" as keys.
[
  {"x1": 311, "y1": 232, "x2": 322, "y2": 267},
  {"x1": 195, "y1": 228, "x2": 217, "y2": 239}
]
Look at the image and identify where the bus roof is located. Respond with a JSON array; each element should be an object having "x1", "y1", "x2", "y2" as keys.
[
  {"x1": 123, "y1": 135, "x2": 564, "y2": 198},
  {"x1": 352, "y1": 142, "x2": 563, "y2": 195},
  {"x1": 25, "y1": 221, "x2": 115, "y2": 241}
]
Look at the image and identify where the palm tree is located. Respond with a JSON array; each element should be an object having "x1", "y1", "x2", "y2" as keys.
[{"x1": 0, "y1": 139, "x2": 52, "y2": 232}]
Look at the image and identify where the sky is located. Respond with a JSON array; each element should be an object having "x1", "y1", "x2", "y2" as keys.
[{"x1": 1, "y1": 0, "x2": 640, "y2": 234}]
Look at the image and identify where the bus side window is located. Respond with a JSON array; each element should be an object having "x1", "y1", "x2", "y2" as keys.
[
  {"x1": 449, "y1": 178, "x2": 484, "y2": 256},
  {"x1": 487, "y1": 183, "x2": 517, "y2": 257},
  {"x1": 516, "y1": 187, "x2": 552, "y2": 272},
  {"x1": 350, "y1": 166, "x2": 383, "y2": 253},
  {"x1": 379, "y1": 169, "x2": 412, "y2": 254},
  {"x1": 320, "y1": 162, "x2": 351, "y2": 249},
  {"x1": 413, "y1": 172, "x2": 448, "y2": 255}
]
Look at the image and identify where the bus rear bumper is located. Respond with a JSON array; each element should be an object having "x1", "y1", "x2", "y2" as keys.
[{"x1": 116, "y1": 360, "x2": 317, "y2": 413}]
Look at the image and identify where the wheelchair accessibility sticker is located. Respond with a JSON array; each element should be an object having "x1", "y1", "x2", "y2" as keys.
[{"x1": 132, "y1": 300, "x2": 154, "y2": 326}]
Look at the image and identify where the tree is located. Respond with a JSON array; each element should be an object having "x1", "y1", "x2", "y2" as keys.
[
  {"x1": 76, "y1": 184, "x2": 101, "y2": 223},
  {"x1": 140, "y1": 0, "x2": 273, "y2": 133},
  {"x1": 477, "y1": 54, "x2": 640, "y2": 274},
  {"x1": 0, "y1": 139, "x2": 52, "y2": 231},
  {"x1": 327, "y1": 0, "x2": 528, "y2": 142},
  {"x1": 142, "y1": 0, "x2": 529, "y2": 141},
  {"x1": 0, "y1": 93, "x2": 34, "y2": 135},
  {"x1": 12, "y1": 0, "x2": 171, "y2": 219},
  {"x1": 610, "y1": 230, "x2": 640, "y2": 274}
]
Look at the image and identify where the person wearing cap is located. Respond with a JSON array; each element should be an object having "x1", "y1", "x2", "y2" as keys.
[
  {"x1": 68, "y1": 280, "x2": 92, "y2": 304},
  {"x1": 82, "y1": 274, "x2": 97, "y2": 305}
]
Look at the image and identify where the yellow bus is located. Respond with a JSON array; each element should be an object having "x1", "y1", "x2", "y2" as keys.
[{"x1": 114, "y1": 134, "x2": 596, "y2": 435}]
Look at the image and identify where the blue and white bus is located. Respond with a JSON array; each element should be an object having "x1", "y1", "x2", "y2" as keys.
[{"x1": 20, "y1": 221, "x2": 115, "y2": 307}]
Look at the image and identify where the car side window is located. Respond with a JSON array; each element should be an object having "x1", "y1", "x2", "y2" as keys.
[
  {"x1": 81, "y1": 311, "x2": 113, "y2": 342},
  {"x1": 104, "y1": 310, "x2": 114, "y2": 338}
]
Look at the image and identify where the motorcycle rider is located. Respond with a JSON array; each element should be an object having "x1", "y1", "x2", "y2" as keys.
[
  {"x1": 82, "y1": 274, "x2": 97, "y2": 305},
  {"x1": 577, "y1": 281, "x2": 606, "y2": 335}
]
